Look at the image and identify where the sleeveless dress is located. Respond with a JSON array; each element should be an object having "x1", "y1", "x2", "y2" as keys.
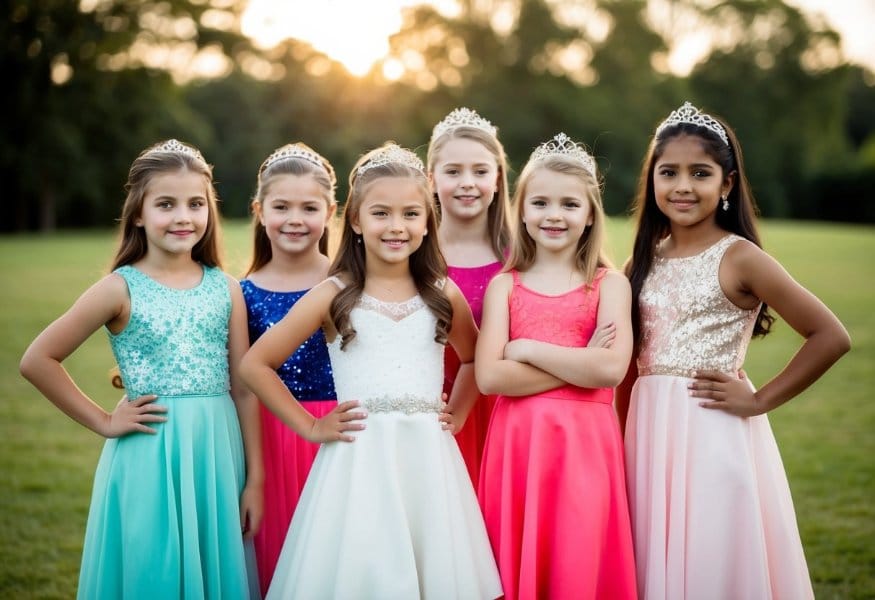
[
  {"x1": 241, "y1": 280, "x2": 337, "y2": 596},
  {"x1": 444, "y1": 262, "x2": 503, "y2": 485},
  {"x1": 266, "y1": 281, "x2": 502, "y2": 599},
  {"x1": 479, "y1": 269, "x2": 637, "y2": 600},
  {"x1": 625, "y1": 234, "x2": 814, "y2": 599},
  {"x1": 78, "y1": 265, "x2": 258, "y2": 599}
]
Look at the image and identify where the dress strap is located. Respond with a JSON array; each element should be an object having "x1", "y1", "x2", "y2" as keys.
[
  {"x1": 326, "y1": 275, "x2": 347, "y2": 290},
  {"x1": 510, "y1": 269, "x2": 522, "y2": 287}
]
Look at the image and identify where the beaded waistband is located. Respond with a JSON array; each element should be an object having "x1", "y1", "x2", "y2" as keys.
[
  {"x1": 360, "y1": 394, "x2": 445, "y2": 414},
  {"x1": 637, "y1": 366, "x2": 697, "y2": 378}
]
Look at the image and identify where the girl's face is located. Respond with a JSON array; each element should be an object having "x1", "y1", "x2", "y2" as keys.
[
  {"x1": 653, "y1": 134, "x2": 733, "y2": 231},
  {"x1": 352, "y1": 177, "x2": 429, "y2": 267},
  {"x1": 521, "y1": 168, "x2": 593, "y2": 257},
  {"x1": 136, "y1": 169, "x2": 210, "y2": 257},
  {"x1": 259, "y1": 174, "x2": 334, "y2": 256},
  {"x1": 431, "y1": 138, "x2": 499, "y2": 222}
]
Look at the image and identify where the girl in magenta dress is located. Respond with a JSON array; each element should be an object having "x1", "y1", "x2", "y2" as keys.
[
  {"x1": 476, "y1": 133, "x2": 636, "y2": 599},
  {"x1": 427, "y1": 107, "x2": 512, "y2": 484},
  {"x1": 241, "y1": 142, "x2": 338, "y2": 595}
]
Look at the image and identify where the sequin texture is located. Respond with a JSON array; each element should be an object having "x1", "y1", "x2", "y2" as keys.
[
  {"x1": 241, "y1": 280, "x2": 336, "y2": 401},
  {"x1": 637, "y1": 234, "x2": 759, "y2": 378}
]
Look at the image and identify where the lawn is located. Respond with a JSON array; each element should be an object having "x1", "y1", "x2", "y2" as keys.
[{"x1": 1, "y1": 218, "x2": 872, "y2": 598}]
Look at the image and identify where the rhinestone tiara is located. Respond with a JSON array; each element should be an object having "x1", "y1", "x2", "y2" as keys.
[
  {"x1": 357, "y1": 144, "x2": 425, "y2": 177},
  {"x1": 261, "y1": 143, "x2": 326, "y2": 172},
  {"x1": 529, "y1": 133, "x2": 596, "y2": 176},
  {"x1": 655, "y1": 101, "x2": 729, "y2": 146},
  {"x1": 146, "y1": 139, "x2": 205, "y2": 162},
  {"x1": 431, "y1": 107, "x2": 497, "y2": 140}
]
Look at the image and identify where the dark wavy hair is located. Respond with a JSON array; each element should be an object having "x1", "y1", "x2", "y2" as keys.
[
  {"x1": 626, "y1": 113, "x2": 775, "y2": 341},
  {"x1": 329, "y1": 143, "x2": 451, "y2": 350}
]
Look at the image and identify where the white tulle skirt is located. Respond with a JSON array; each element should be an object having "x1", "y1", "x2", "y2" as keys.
[
  {"x1": 266, "y1": 411, "x2": 502, "y2": 599},
  {"x1": 625, "y1": 375, "x2": 814, "y2": 600}
]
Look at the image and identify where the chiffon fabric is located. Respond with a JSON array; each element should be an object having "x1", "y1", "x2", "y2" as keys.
[
  {"x1": 479, "y1": 269, "x2": 637, "y2": 600},
  {"x1": 241, "y1": 280, "x2": 337, "y2": 595},
  {"x1": 78, "y1": 265, "x2": 257, "y2": 599},
  {"x1": 626, "y1": 234, "x2": 814, "y2": 599},
  {"x1": 267, "y1": 284, "x2": 502, "y2": 599},
  {"x1": 445, "y1": 261, "x2": 503, "y2": 485}
]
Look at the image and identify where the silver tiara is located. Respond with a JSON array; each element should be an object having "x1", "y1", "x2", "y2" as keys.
[
  {"x1": 262, "y1": 144, "x2": 326, "y2": 172},
  {"x1": 431, "y1": 107, "x2": 497, "y2": 140},
  {"x1": 529, "y1": 133, "x2": 596, "y2": 176},
  {"x1": 357, "y1": 144, "x2": 425, "y2": 176},
  {"x1": 656, "y1": 101, "x2": 729, "y2": 146},
  {"x1": 146, "y1": 139, "x2": 205, "y2": 162}
]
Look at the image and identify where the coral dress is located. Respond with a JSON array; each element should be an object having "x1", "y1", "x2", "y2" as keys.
[
  {"x1": 78, "y1": 265, "x2": 258, "y2": 599},
  {"x1": 625, "y1": 234, "x2": 814, "y2": 599},
  {"x1": 241, "y1": 280, "x2": 337, "y2": 596},
  {"x1": 445, "y1": 261, "x2": 503, "y2": 484},
  {"x1": 266, "y1": 282, "x2": 502, "y2": 599},
  {"x1": 479, "y1": 269, "x2": 637, "y2": 600}
]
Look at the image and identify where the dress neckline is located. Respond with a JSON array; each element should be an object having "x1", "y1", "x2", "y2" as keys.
[
  {"x1": 242, "y1": 278, "x2": 309, "y2": 295},
  {"x1": 124, "y1": 264, "x2": 207, "y2": 291},
  {"x1": 655, "y1": 233, "x2": 737, "y2": 261},
  {"x1": 512, "y1": 268, "x2": 604, "y2": 298}
]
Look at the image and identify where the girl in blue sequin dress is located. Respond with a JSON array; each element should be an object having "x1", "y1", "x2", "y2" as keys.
[
  {"x1": 20, "y1": 140, "x2": 262, "y2": 599},
  {"x1": 241, "y1": 142, "x2": 338, "y2": 595}
]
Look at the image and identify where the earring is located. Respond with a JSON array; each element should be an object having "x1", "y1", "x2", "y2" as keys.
[
  {"x1": 721, "y1": 195, "x2": 729, "y2": 211},
  {"x1": 356, "y1": 235, "x2": 362, "y2": 244}
]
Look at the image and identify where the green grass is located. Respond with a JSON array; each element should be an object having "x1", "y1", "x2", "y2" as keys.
[{"x1": 1, "y1": 219, "x2": 873, "y2": 598}]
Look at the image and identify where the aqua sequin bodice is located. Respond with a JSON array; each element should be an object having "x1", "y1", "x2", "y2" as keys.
[{"x1": 107, "y1": 265, "x2": 231, "y2": 398}]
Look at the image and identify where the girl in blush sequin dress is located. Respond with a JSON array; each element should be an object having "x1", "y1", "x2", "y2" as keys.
[
  {"x1": 619, "y1": 102, "x2": 850, "y2": 599},
  {"x1": 20, "y1": 140, "x2": 262, "y2": 599},
  {"x1": 241, "y1": 142, "x2": 338, "y2": 595},
  {"x1": 476, "y1": 134, "x2": 636, "y2": 600},
  {"x1": 241, "y1": 143, "x2": 502, "y2": 599},
  {"x1": 427, "y1": 108, "x2": 512, "y2": 485}
]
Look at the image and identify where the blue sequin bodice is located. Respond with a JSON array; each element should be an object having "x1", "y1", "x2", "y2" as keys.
[
  {"x1": 241, "y1": 280, "x2": 336, "y2": 401},
  {"x1": 107, "y1": 265, "x2": 231, "y2": 398}
]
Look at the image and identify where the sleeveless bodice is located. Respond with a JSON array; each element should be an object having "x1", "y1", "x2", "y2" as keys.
[
  {"x1": 637, "y1": 234, "x2": 759, "y2": 377},
  {"x1": 448, "y1": 262, "x2": 503, "y2": 326},
  {"x1": 107, "y1": 265, "x2": 230, "y2": 398},
  {"x1": 327, "y1": 293, "x2": 445, "y2": 414},
  {"x1": 241, "y1": 280, "x2": 336, "y2": 401},
  {"x1": 508, "y1": 268, "x2": 610, "y2": 402}
]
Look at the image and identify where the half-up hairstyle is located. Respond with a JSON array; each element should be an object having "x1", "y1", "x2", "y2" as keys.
[{"x1": 329, "y1": 142, "x2": 452, "y2": 350}]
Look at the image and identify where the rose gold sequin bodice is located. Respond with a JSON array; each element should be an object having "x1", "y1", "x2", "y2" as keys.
[{"x1": 637, "y1": 234, "x2": 759, "y2": 378}]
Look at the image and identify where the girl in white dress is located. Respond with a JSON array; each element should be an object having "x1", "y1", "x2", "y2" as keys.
[{"x1": 241, "y1": 142, "x2": 502, "y2": 599}]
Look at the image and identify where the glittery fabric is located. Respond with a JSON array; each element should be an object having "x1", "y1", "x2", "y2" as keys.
[
  {"x1": 637, "y1": 234, "x2": 758, "y2": 377},
  {"x1": 240, "y1": 280, "x2": 336, "y2": 401},
  {"x1": 447, "y1": 262, "x2": 503, "y2": 326}
]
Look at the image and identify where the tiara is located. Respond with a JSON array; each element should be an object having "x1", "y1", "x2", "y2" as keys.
[
  {"x1": 431, "y1": 107, "x2": 497, "y2": 140},
  {"x1": 262, "y1": 144, "x2": 326, "y2": 172},
  {"x1": 357, "y1": 144, "x2": 425, "y2": 177},
  {"x1": 529, "y1": 133, "x2": 596, "y2": 176},
  {"x1": 146, "y1": 139, "x2": 205, "y2": 162},
  {"x1": 656, "y1": 101, "x2": 729, "y2": 146}
]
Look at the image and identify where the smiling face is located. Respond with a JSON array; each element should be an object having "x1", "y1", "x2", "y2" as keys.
[
  {"x1": 521, "y1": 167, "x2": 593, "y2": 258},
  {"x1": 653, "y1": 134, "x2": 734, "y2": 232},
  {"x1": 258, "y1": 173, "x2": 333, "y2": 256},
  {"x1": 430, "y1": 137, "x2": 499, "y2": 223},
  {"x1": 136, "y1": 168, "x2": 210, "y2": 257},
  {"x1": 351, "y1": 176, "x2": 430, "y2": 267}
]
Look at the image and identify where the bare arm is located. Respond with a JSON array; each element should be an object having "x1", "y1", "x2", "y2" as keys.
[
  {"x1": 475, "y1": 274, "x2": 565, "y2": 396},
  {"x1": 691, "y1": 241, "x2": 851, "y2": 416},
  {"x1": 239, "y1": 279, "x2": 365, "y2": 442},
  {"x1": 503, "y1": 271, "x2": 633, "y2": 388},
  {"x1": 439, "y1": 280, "x2": 480, "y2": 433},
  {"x1": 19, "y1": 274, "x2": 167, "y2": 437}
]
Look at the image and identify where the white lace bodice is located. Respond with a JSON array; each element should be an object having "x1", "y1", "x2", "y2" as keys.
[{"x1": 327, "y1": 293, "x2": 445, "y2": 414}]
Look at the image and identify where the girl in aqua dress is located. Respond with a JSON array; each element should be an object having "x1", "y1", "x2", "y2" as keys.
[
  {"x1": 426, "y1": 107, "x2": 512, "y2": 485},
  {"x1": 476, "y1": 133, "x2": 636, "y2": 600},
  {"x1": 20, "y1": 139, "x2": 262, "y2": 599},
  {"x1": 241, "y1": 142, "x2": 338, "y2": 595}
]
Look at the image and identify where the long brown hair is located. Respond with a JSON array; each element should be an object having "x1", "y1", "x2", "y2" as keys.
[
  {"x1": 111, "y1": 140, "x2": 222, "y2": 271},
  {"x1": 627, "y1": 113, "x2": 774, "y2": 340},
  {"x1": 245, "y1": 142, "x2": 337, "y2": 276},
  {"x1": 427, "y1": 125, "x2": 512, "y2": 260},
  {"x1": 506, "y1": 154, "x2": 612, "y2": 283},
  {"x1": 329, "y1": 143, "x2": 452, "y2": 350}
]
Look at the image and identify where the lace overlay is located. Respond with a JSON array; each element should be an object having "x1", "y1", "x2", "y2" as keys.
[
  {"x1": 107, "y1": 265, "x2": 231, "y2": 398},
  {"x1": 637, "y1": 234, "x2": 759, "y2": 377}
]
